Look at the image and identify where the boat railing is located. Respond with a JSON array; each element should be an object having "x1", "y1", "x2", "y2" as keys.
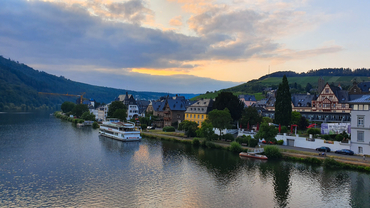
[{"x1": 248, "y1": 148, "x2": 264, "y2": 154}]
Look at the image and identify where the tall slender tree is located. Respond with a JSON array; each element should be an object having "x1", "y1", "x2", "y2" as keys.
[{"x1": 275, "y1": 75, "x2": 292, "y2": 126}]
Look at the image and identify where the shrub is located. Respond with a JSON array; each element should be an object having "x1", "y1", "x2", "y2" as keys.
[
  {"x1": 277, "y1": 140, "x2": 284, "y2": 145},
  {"x1": 248, "y1": 138, "x2": 258, "y2": 147},
  {"x1": 210, "y1": 134, "x2": 219, "y2": 140},
  {"x1": 141, "y1": 124, "x2": 147, "y2": 130},
  {"x1": 200, "y1": 140, "x2": 207, "y2": 147},
  {"x1": 163, "y1": 126, "x2": 175, "y2": 132},
  {"x1": 264, "y1": 146, "x2": 282, "y2": 159},
  {"x1": 307, "y1": 128, "x2": 321, "y2": 135},
  {"x1": 280, "y1": 126, "x2": 288, "y2": 133},
  {"x1": 92, "y1": 121, "x2": 99, "y2": 129},
  {"x1": 223, "y1": 133, "x2": 234, "y2": 141},
  {"x1": 192, "y1": 138, "x2": 200, "y2": 146},
  {"x1": 323, "y1": 158, "x2": 343, "y2": 169},
  {"x1": 236, "y1": 135, "x2": 248, "y2": 144},
  {"x1": 230, "y1": 141, "x2": 243, "y2": 152},
  {"x1": 205, "y1": 141, "x2": 216, "y2": 148},
  {"x1": 335, "y1": 134, "x2": 344, "y2": 141},
  {"x1": 322, "y1": 134, "x2": 330, "y2": 140}
]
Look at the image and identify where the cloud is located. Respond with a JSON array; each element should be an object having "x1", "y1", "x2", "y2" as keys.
[
  {"x1": 0, "y1": 0, "x2": 343, "y2": 78},
  {"x1": 169, "y1": 16, "x2": 183, "y2": 26}
]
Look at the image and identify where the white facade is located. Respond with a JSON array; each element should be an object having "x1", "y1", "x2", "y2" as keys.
[
  {"x1": 350, "y1": 104, "x2": 370, "y2": 155},
  {"x1": 98, "y1": 104, "x2": 109, "y2": 121},
  {"x1": 89, "y1": 109, "x2": 99, "y2": 120},
  {"x1": 127, "y1": 105, "x2": 139, "y2": 120}
]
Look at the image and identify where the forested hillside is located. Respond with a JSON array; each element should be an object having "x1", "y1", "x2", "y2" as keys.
[
  {"x1": 192, "y1": 68, "x2": 370, "y2": 101},
  {"x1": 0, "y1": 56, "x2": 197, "y2": 111}
]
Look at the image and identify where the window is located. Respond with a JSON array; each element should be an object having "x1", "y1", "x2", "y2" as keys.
[
  {"x1": 342, "y1": 104, "x2": 345, "y2": 108},
  {"x1": 186, "y1": 114, "x2": 188, "y2": 118},
  {"x1": 365, "y1": 105, "x2": 369, "y2": 110},
  {"x1": 354, "y1": 105, "x2": 358, "y2": 110},
  {"x1": 325, "y1": 89, "x2": 329, "y2": 93},
  {"x1": 190, "y1": 114, "x2": 192, "y2": 118},
  {"x1": 357, "y1": 131, "x2": 364, "y2": 142},
  {"x1": 358, "y1": 116, "x2": 364, "y2": 127},
  {"x1": 359, "y1": 105, "x2": 364, "y2": 110},
  {"x1": 202, "y1": 115, "x2": 204, "y2": 119},
  {"x1": 198, "y1": 115, "x2": 200, "y2": 119}
]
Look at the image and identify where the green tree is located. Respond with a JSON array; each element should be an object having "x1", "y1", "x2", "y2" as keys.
[
  {"x1": 254, "y1": 122, "x2": 278, "y2": 142},
  {"x1": 291, "y1": 111, "x2": 301, "y2": 125},
  {"x1": 298, "y1": 116, "x2": 309, "y2": 130},
  {"x1": 275, "y1": 75, "x2": 292, "y2": 126},
  {"x1": 262, "y1": 117, "x2": 273, "y2": 124},
  {"x1": 81, "y1": 111, "x2": 96, "y2": 121},
  {"x1": 179, "y1": 120, "x2": 199, "y2": 137},
  {"x1": 61, "y1": 101, "x2": 75, "y2": 113},
  {"x1": 240, "y1": 106, "x2": 262, "y2": 127},
  {"x1": 108, "y1": 101, "x2": 127, "y2": 117},
  {"x1": 305, "y1": 83, "x2": 312, "y2": 92},
  {"x1": 208, "y1": 108, "x2": 233, "y2": 139},
  {"x1": 72, "y1": 104, "x2": 89, "y2": 118},
  {"x1": 213, "y1": 92, "x2": 244, "y2": 121},
  {"x1": 196, "y1": 120, "x2": 214, "y2": 140},
  {"x1": 113, "y1": 109, "x2": 127, "y2": 122}
]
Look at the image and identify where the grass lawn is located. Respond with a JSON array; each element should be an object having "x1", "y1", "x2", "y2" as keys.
[{"x1": 148, "y1": 130, "x2": 185, "y2": 137}]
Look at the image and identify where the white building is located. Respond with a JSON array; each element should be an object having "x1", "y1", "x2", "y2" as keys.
[
  {"x1": 349, "y1": 95, "x2": 370, "y2": 155},
  {"x1": 97, "y1": 103, "x2": 110, "y2": 121}
]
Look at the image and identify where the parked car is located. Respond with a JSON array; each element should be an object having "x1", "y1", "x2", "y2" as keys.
[
  {"x1": 335, "y1": 149, "x2": 354, "y2": 155},
  {"x1": 147, "y1": 126, "x2": 153, "y2": 130},
  {"x1": 316, "y1": 146, "x2": 331, "y2": 152}
]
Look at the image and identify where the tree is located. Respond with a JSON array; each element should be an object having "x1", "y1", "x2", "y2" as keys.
[
  {"x1": 305, "y1": 83, "x2": 312, "y2": 92},
  {"x1": 61, "y1": 101, "x2": 75, "y2": 113},
  {"x1": 179, "y1": 120, "x2": 199, "y2": 137},
  {"x1": 208, "y1": 108, "x2": 232, "y2": 138},
  {"x1": 72, "y1": 104, "x2": 89, "y2": 118},
  {"x1": 262, "y1": 117, "x2": 273, "y2": 124},
  {"x1": 108, "y1": 101, "x2": 127, "y2": 117},
  {"x1": 275, "y1": 75, "x2": 292, "y2": 126},
  {"x1": 254, "y1": 122, "x2": 278, "y2": 142},
  {"x1": 213, "y1": 92, "x2": 244, "y2": 121},
  {"x1": 113, "y1": 109, "x2": 127, "y2": 122},
  {"x1": 298, "y1": 116, "x2": 309, "y2": 130},
  {"x1": 81, "y1": 111, "x2": 96, "y2": 121},
  {"x1": 196, "y1": 120, "x2": 214, "y2": 140},
  {"x1": 240, "y1": 106, "x2": 262, "y2": 127},
  {"x1": 291, "y1": 111, "x2": 301, "y2": 125}
]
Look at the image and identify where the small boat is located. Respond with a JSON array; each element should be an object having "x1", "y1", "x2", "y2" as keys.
[
  {"x1": 239, "y1": 152, "x2": 268, "y2": 160},
  {"x1": 99, "y1": 121, "x2": 141, "y2": 142}
]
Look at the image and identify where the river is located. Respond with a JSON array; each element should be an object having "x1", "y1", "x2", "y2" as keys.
[{"x1": 0, "y1": 111, "x2": 369, "y2": 207}]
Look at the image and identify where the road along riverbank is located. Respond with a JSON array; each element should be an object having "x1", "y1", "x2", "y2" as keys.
[{"x1": 141, "y1": 131, "x2": 370, "y2": 172}]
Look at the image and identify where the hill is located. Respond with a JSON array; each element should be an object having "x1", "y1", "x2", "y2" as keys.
[
  {"x1": 0, "y1": 56, "x2": 198, "y2": 111},
  {"x1": 191, "y1": 68, "x2": 370, "y2": 101}
]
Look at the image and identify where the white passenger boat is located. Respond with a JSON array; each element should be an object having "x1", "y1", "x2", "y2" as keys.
[{"x1": 99, "y1": 121, "x2": 141, "y2": 142}]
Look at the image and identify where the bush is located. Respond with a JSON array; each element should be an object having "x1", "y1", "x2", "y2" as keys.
[
  {"x1": 141, "y1": 124, "x2": 147, "y2": 130},
  {"x1": 248, "y1": 138, "x2": 258, "y2": 147},
  {"x1": 230, "y1": 141, "x2": 243, "y2": 152},
  {"x1": 277, "y1": 140, "x2": 284, "y2": 145},
  {"x1": 210, "y1": 134, "x2": 219, "y2": 141},
  {"x1": 192, "y1": 138, "x2": 200, "y2": 146},
  {"x1": 323, "y1": 158, "x2": 343, "y2": 169},
  {"x1": 307, "y1": 128, "x2": 321, "y2": 135},
  {"x1": 264, "y1": 146, "x2": 282, "y2": 159},
  {"x1": 280, "y1": 126, "x2": 288, "y2": 133},
  {"x1": 163, "y1": 126, "x2": 175, "y2": 132},
  {"x1": 223, "y1": 133, "x2": 234, "y2": 141},
  {"x1": 200, "y1": 140, "x2": 207, "y2": 147},
  {"x1": 335, "y1": 134, "x2": 344, "y2": 141},
  {"x1": 92, "y1": 121, "x2": 99, "y2": 129},
  {"x1": 322, "y1": 134, "x2": 330, "y2": 140},
  {"x1": 205, "y1": 141, "x2": 216, "y2": 148},
  {"x1": 236, "y1": 135, "x2": 248, "y2": 144}
]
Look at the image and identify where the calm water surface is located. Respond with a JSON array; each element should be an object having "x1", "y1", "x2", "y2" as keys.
[{"x1": 1, "y1": 111, "x2": 370, "y2": 207}]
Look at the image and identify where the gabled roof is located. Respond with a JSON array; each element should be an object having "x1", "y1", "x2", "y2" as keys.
[
  {"x1": 239, "y1": 94, "x2": 257, "y2": 101},
  {"x1": 185, "y1": 99, "x2": 213, "y2": 114},
  {"x1": 167, "y1": 99, "x2": 186, "y2": 111},
  {"x1": 152, "y1": 101, "x2": 166, "y2": 112},
  {"x1": 291, "y1": 94, "x2": 315, "y2": 107},
  {"x1": 358, "y1": 82, "x2": 370, "y2": 92},
  {"x1": 348, "y1": 95, "x2": 370, "y2": 103}
]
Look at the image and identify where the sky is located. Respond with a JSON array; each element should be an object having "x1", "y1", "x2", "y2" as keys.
[{"x1": 1, "y1": 0, "x2": 369, "y2": 93}]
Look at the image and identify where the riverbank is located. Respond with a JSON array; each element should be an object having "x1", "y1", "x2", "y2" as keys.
[{"x1": 141, "y1": 131, "x2": 370, "y2": 171}]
